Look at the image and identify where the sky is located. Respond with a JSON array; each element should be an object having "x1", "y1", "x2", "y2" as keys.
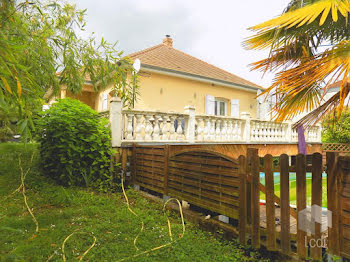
[{"x1": 71, "y1": 0, "x2": 292, "y2": 88}]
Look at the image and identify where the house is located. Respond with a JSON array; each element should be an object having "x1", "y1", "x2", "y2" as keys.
[
  {"x1": 124, "y1": 35, "x2": 264, "y2": 118},
  {"x1": 50, "y1": 35, "x2": 322, "y2": 153},
  {"x1": 54, "y1": 35, "x2": 264, "y2": 119}
]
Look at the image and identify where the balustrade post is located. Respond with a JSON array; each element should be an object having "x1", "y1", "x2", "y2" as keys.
[
  {"x1": 144, "y1": 115, "x2": 153, "y2": 141},
  {"x1": 152, "y1": 115, "x2": 161, "y2": 140},
  {"x1": 134, "y1": 114, "x2": 143, "y2": 140},
  {"x1": 204, "y1": 118, "x2": 210, "y2": 140},
  {"x1": 126, "y1": 113, "x2": 134, "y2": 140},
  {"x1": 184, "y1": 105, "x2": 196, "y2": 143},
  {"x1": 176, "y1": 116, "x2": 184, "y2": 140},
  {"x1": 216, "y1": 119, "x2": 222, "y2": 141},
  {"x1": 240, "y1": 112, "x2": 251, "y2": 143},
  {"x1": 161, "y1": 115, "x2": 170, "y2": 140},
  {"x1": 110, "y1": 97, "x2": 122, "y2": 147},
  {"x1": 210, "y1": 119, "x2": 216, "y2": 140},
  {"x1": 286, "y1": 120, "x2": 292, "y2": 142},
  {"x1": 169, "y1": 116, "x2": 176, "y2": 140},
  {"x1": 222, "y1": 120, "x2": 228, "y2": 141},
  {"x1": 196, "y1": 117, "x2": 203, "y2": 141}
]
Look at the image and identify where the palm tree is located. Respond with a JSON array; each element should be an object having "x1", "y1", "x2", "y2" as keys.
[{"x1": 245, "y1": 0, "x2": 350, "y2": 126}]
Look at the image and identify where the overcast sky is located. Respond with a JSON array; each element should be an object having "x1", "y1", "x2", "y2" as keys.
[{"x1": 71, "y1": 0, "x2": 291, "y2": 88}]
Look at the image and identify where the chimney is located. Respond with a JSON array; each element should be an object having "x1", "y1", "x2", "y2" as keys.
[{"x1": 163, "y1": 35, "x2": 173, "y2": 47}]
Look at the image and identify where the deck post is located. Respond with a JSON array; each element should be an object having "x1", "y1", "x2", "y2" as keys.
[{"x1": 110, "y1": 97, "x2": 123, "y2": 147}]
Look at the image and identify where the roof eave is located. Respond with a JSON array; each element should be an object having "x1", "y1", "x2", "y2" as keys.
[{"x1": 140, "y1": 64, "x2": 263, "y2": 92}]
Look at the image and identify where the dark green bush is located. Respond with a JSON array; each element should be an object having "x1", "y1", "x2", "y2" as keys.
[{"x1": 37, "y1": 98, "x2": 115, "y2": 188}]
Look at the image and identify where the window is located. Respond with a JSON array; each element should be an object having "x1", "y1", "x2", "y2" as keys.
[
  {"x1": 205, "y1": 95, "x2": 229, "y2": 116},
  {"x1": 214, "y1": 99, "x2": 227, "y2": 116}
]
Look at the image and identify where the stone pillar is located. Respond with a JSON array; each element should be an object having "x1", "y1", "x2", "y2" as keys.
[
  {"x1": 184, "y1": 105, "x2": 196, "y2": 143},
  {"x1": 240, "y1": 112, "x2": 251, "y2": 143},
  {"x1": 110, "y1": 97, "x2": 122, "y2": 147}
]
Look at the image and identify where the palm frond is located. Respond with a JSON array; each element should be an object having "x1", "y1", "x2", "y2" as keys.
[
  {"x1": 293, "y1": 87, "x2": 347, "y2": 127},
  {"x1": 249, "y1": 37, "x2": 314, "y2": 73},
  {"x1": 264, "y1": 40, "x2": 350, "y2": 122},
  {"x1": 251, "y1": 0, "x2": 350, "y2": 30}
]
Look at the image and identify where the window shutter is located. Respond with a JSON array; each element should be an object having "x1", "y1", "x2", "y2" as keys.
[
  {"x1": 231, "y1": 99, "x2": 239, "y2": 118},
  {"x1": 205, "y1": 95, "x2": 215, "y2": 115}
]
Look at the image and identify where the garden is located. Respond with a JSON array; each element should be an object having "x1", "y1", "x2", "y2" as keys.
[
  {"x1": 0, "y1": 142, "x2": 274, "y2": 261},
  {"x1": 1, "y1": 0, "x2": 350, "y2": 261}
]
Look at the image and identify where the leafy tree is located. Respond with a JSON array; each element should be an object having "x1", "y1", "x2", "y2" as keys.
[
  {"x1": 0, "y1": 0, "x2": 138, "y2": 140},
  {"x1": 245, "y1": 0, "x2": 350, "y2": 126},
  {"x1": 323, "y1": 110, "x2": 350, "y2": 143}
]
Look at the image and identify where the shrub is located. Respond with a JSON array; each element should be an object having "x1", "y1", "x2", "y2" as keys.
[{"x1": 37, "y1": 98, "x2": 115, "y2": 188}]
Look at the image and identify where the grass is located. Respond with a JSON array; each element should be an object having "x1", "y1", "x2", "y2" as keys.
[
  {"x1": 0, "y1": 143, "x2": 274, "y2": 261},
  {"x1": 259, "y1": 177, "x2": 328, "y2": 208}
]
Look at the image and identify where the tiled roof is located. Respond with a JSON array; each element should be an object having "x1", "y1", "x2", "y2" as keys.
[{"x1": 128, "y1": 40, "x2": 263, "y2": 90}]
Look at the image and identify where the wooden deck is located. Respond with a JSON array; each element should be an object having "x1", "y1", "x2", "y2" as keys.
[{"x1": 259, "y1": 205, "x2": 328, "y2": 238}]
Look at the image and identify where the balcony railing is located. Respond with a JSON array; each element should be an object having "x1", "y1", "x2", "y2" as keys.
[{"x1": 108, "y1": 97, "x2": 322, "y2": 147}]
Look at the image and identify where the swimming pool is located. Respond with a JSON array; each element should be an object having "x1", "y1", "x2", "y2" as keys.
[{"x1": 259, "y1": 172, "x2": 327, "y2": 185}]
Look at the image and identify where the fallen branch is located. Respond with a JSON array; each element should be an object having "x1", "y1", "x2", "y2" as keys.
[
  {"x1": 62, "y1": 230, "x2": 97, "y2": 262},
  {"x1": 17, "y1": 153, "x2": 39, "y2": 233},
  {"x1": 117, "y1": 176, "x2": 185, "y2": 262}
]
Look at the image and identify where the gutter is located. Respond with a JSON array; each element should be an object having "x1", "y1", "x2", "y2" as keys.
[{"x1": 140, "y1": 64, "x2": 263, "y2": 93}]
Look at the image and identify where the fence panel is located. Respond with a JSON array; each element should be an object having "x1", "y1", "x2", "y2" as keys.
[
  {"x1": 168, "y1": 149, "x2": 240, "y2": 219},
  {"x1": 131, "y1": 144, "x2": 336, "y2": 260},
  {"x1": 133, "y1": 145, "x2": 166, "y2": 194},
  {"x1": 339, "y1": 156, "x2": 350, "y2": 259}
]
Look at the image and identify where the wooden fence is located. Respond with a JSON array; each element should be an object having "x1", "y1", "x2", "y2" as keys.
[
  {"x1": 337, "y1": 155, "x2": 350, "y2": 259},
  {"x1": 130, "y1": 144, "x2": 349, "y2": 260}
]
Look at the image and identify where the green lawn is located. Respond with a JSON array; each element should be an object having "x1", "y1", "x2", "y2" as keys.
[
  {"x1": 0, "y1": 143, "x2": 273, "y2": 261},
  {"x1": 260, "y1": 178, "x2": 328, "y2": 207}
]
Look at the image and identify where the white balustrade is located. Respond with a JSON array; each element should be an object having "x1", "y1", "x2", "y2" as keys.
[
  {"x1": 122, "y1": 110, "x2": 189, "y2": 142},
  {"x1": 195, "y1": 115, "x2": 245, "y2": 142},
  {"x1": 117, "y1": 106, "x2": 321, "y2": 144},
  {"x1": 250, "y1": 120, "x2": 288, "y2": 143}
]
